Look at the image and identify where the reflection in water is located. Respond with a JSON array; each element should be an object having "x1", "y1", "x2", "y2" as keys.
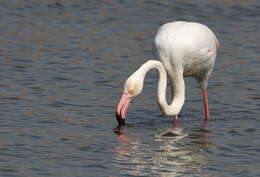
[{"x1": 113, "y1": 123, "x2": 212, "y2": 176}]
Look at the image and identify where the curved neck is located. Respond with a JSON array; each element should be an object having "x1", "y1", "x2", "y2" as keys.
[{"x1": 138, "y1": 60, "x2": 185, "y2": 116}]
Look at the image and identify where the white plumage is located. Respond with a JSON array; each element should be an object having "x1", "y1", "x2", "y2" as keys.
[{"x1": 116, "y1": 21, "x2": 219, "y2": 125}]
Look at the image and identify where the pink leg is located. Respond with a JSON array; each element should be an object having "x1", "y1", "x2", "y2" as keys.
[
  {"x1": 174, "y1": 115, "x2": 179, "y2": 122},
  {"x1": 202, "y1": 89, "x2": 210, "y2": 121},
  {"x1": 173, "y1": 115, "x2": 181, "y2": 128},
  {"x1": 170, "y1": 84, "x2": 181, "y2": 127}
]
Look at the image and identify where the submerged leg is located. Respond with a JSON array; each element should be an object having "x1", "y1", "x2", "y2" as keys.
[
  {"x1": 202, "y1": 89, "x2": 210, "y2": 121},
  {"x1": 170, "y1": 84, "x2": 180, "y2": 123},
  {"x1": 173, "y1": 115, "x2": 181, "y2": 128},
  {"x1": 174, "y1": 115, "x2": 179, "y2": 122}
]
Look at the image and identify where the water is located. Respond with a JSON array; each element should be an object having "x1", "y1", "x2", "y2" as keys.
[{"x1": 0, "y1": 0, "x2": 259, "y2": 176}]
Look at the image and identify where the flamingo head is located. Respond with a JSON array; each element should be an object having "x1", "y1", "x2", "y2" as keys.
[{"x1": 115, "y1": 73, "x2": 144, "y2": 125}]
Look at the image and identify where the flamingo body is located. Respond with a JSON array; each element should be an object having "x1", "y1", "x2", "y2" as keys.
[
  {"x1": 154, "y1": 21, "x2": 218, "y2": 88},
  {"x1": 116, "y1": 21, "x2": 219, "y2": 125}
]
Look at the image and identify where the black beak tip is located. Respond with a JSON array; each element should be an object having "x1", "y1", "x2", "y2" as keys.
[{"x1": 115, "y1": 112, "x2": 125, "y2": 126}]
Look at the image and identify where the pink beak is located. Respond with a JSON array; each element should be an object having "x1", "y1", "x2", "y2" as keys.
[{"x1": 115, "y1": 93, "x2": 133, "y2": 125}]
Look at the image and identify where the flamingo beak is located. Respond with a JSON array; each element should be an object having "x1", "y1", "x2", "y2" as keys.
[{"x1": 115, "y1": 93, "x2": 133, "y2": 125}]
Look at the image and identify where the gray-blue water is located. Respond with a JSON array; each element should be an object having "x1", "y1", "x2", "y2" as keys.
[{"x1": 0, "y1": 0, "x2": 259, "y2": 176}]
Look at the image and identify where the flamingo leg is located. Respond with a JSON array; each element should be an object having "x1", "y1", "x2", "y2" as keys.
[
  {"x1": 174, "y1": 115, "x2": 179, "y2": 122},
  {"x1": 173, "y1": 115, "x2": 179, "y2": 123},
  {"x1": 202, "y1": 89, "x2": 210, "y2": 121},
  {"x1": 173, "y1": 115, "x2": 181, "y2": 128},
  {"x1": 170, "y1": 84, "x2": 180, "y2": 123}
]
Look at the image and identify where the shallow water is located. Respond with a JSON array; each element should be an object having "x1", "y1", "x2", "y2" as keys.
[{"x1": 0, "y1": 0, "x2": 259, "y2": 176}]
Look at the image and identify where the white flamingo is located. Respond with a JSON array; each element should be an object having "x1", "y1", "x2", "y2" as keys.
[{"x1": 115, "y1": 21, "x2": 219, "y2": 125}]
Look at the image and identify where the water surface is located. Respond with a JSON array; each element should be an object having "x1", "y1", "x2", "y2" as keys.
[{"x1": 0, "y1": 0, "x2": 259, "y2": 176}]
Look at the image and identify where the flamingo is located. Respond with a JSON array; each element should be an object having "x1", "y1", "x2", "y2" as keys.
[{"x1": 115, "y1": 21, "x2": 219, "y2": 126}]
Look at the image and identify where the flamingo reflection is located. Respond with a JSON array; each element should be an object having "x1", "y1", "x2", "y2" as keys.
[{"x1": 113, "y1": 123, "x2": 212, "y2": 176}]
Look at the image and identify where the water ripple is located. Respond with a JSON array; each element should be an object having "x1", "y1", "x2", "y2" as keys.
[{"x1": 0, "y1": 0, "x2": 259, "y2": 176}]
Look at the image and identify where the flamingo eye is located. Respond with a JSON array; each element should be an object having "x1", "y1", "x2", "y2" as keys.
[{"x1": 128, "y1": 89, "x2": 135, "y2": 95}]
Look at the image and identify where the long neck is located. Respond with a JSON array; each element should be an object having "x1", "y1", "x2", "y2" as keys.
[{"x1": 138, "y1": 60, "x2": 185, "y2": 116}]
